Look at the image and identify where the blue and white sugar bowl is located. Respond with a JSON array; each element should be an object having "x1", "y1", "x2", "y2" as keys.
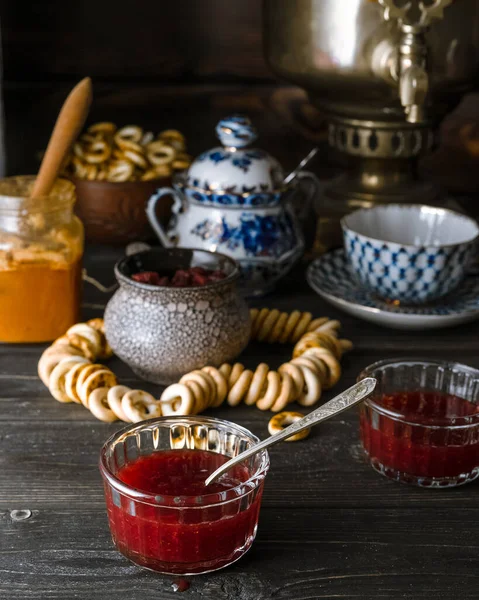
[
  {"x1": 342, "y1": 204, "x2": 479, "y2": 305},
  {"x1": 146, "y1": 115, "x2": 319, "y2": 296}
]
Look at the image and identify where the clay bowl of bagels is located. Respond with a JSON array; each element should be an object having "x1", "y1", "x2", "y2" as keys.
[
  {"x1": 72, "y1": 176, "x2": 173, "y2": 245},
  {"x1": 63, "y1": 123, "x2": 192, "y2": 245}
]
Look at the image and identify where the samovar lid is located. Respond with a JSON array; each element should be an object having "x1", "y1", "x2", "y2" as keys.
[{"x1": 186, "y1": 115, "x2": 284, "y2": 195}]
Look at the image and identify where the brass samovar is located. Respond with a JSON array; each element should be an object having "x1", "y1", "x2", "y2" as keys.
[{"x1": 264, "y1": 0, "x2": 479, "y2": 251}]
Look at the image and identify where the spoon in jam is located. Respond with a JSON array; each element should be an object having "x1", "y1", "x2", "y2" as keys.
[{"x1": 205, "y1": 377, "x2": 377, "y2": 487}]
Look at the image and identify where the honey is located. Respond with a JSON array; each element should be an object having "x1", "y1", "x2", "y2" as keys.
[
  {"x1": 0, "y1": 176, "x2": 84, "y2": 343},
  {"x1": 0, "y1": 259, "x2": 82, "y2": 342}
]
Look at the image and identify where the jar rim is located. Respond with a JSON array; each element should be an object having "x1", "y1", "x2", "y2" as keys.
[
  {"x1": 0, "y1": 175, "x2": 76, "y2": 214},
  {"x1": 114, "y1": 247, "x2": 241, "y2": 292},
  {"x1": 358, "y1": 358, "x2": 479, "y2": 428},
  {"x1": 99, "y1": 415, "x2": 270, "y2": 508}
]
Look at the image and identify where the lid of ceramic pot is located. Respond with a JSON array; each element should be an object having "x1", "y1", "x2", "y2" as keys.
[{"x1": 186, "y1": 115, "x2": 284, "y2": 195}]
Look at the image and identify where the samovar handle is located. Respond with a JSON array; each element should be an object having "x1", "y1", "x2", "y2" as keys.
[{"x1": 378, "y1": 0, "x2": 454, "y2": 124}]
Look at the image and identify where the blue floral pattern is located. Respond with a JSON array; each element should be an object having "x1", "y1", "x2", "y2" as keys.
[
  {"x1": 182, "y1": 184, "x2": 282, "y2": 207},
  {"x1": 195, "y1": 149, "x2": 267, "y2": 174},
  {"x1": 190, "y1": 213, "x2": 297, "y2": 258}
]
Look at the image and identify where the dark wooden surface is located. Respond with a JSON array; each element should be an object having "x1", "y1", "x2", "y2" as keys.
[{"x1": 1, "y1": 245, "x2": 479, "y2": 599}]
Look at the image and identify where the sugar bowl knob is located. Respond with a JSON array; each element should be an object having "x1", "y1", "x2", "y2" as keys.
[{"x1": 215, "y1": 115, "x2": 258, "y2": 149}]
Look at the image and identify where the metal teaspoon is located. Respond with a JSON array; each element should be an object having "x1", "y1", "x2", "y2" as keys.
[
  {"x1": 283, "y1": 147, "x2": 319, "y2": 185},
  {"x1": 204, "y1": 377, "x2": 377, "y2": 487}
]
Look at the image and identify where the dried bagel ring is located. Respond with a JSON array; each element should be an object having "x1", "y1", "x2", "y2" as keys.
[
  {"x1": 64, "y1": 361, "x2": 92, "y2": 404},
  {"x1": 38, "y1": 346, "x2": 84, "y2": 386},
  {"x1": 278, "y1": 362, "x2": 305, "y2": 399},
  {"x1": 181, "y1": 370, "x2": 216, "y2": 408},
  {"x1": 115, "y1": 138, "x2": 143, "y2": 153},
  {"x1": 158, "y1": 129, "x2": 186, "y2": 151},
  {"x1": 49, "y1": 357, "x2": 90, "y2": 403},
  {"x1": 67, "y1": 324, "x2": 102, "y2": 356},
  {"x1": 83, "y1": 140, "x2": 111, "y2": 164},
  {"x1": 270, "y1": 372, "x2": 294, "y2": 413},
  {"x1": 183, "y1": 380, "x2": 206, "y2": 414},
  {"x1": 89, "y1": 387, "x2": 118, "y2": 422},
  {"x1": 85, "y1": 164, "x2": 98, "y2": 180},
  {"x1": 122, "y1": 390, "x2": 162, "y2": 422},
  {"x1": 256, "y1": 371, "x2": 281, "y2": 411},
  {"x1": 73, "y1": 143, "x2": 85, "y2": 159},
  {"x1": 227, "y1": 368, "x2": 253, "y2": 407},
  {"x1": 75, "y1": 364, "x2": 105, "y2": 406},
  {"x1": 87, "y1": 122, "x2": 117, "y2": 135},
  {"x1": 141, "y1": 169, "x2": 163, "y2": 181},
  {"x1": 123, "y1": 149, "x2": 148, "y2": 170},
  {"x1": 80, "y1": 133, "x2": 97, "y2": 144},
  {"x1": 302, "y1": 347, "x2": 341, "y2": 389},
  {"x1": 61, "y1": 333, "x2": 97, "y2": 361},
  {"x1": 86, "y1": 318, "x2": 105, "y2": 334},
  {"x1": 71, "y1": 156, "x2": 88, "y2": 178},
  {"x1": 172, "y1": 159, "x2": 191, "y2": 171},
  {"x1": 79, "y1": 368, "x2": 117, "y2": 407},
  {"x1": 152, "y1": 164, "x2": 172, "y2": 178},
  {"x1": 268, "y1": 411, "x2": 310, "y2": 442},
  {"x1": 86, "y1": 318, "x2": 113, "y2": 359},
  {"x1": 244, "y1": 363, "x2": 269, "y2": 406},
  {"x1": 107, "y1": 385, "x2": 131, "y2": 422},
  {"x1": 115, "y1": 125, "x2": 143, "y2": 144},
  {"x1": 202, "y1": 366, "x2": 228, "y2": 407},
  {"x1": 107, "y1": 160, "x2": 134, "y2": 182},
  {"x1": 158, "y1": 129, "x2": 185, "y2": 143},
  {"x1": 147, "y1": 141, "x2": 175, "y2": 166},
  {"x1": 160, "y1": 383, "x2": 195, "y2": 416},
  {"x1": 289, "y1": 361, "x2": 322, "y2": 406},
  {"x1": 140, "y1": 131, "x2": 154, "y2": 146}
]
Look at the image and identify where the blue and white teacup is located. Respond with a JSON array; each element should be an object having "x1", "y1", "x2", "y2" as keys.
[{"x1": 341, "y1": 204, "x2": 479, "y2": 304}]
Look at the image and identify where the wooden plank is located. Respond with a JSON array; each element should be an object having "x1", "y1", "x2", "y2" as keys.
[{"x1": 1, "y1": 508, "x2": 478, "y2": 599}]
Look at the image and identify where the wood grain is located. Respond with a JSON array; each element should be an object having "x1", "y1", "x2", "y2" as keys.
[{"x1": 1, "y1": 508, "x2": 478, "y2": 599}]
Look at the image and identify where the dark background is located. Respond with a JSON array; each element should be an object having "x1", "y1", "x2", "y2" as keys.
[{"x1": 1, "y1": 0, "x2": 479, "y2": 194}]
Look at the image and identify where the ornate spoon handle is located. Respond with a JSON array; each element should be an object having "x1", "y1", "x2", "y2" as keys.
[{"x1": 204, "y1": 377, "x2": 376, "y2": 487}]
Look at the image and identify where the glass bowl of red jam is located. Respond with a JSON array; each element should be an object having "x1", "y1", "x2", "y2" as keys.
[
  {"x1": 358, "y1": 360, "x2": 479, "y2": 488},
  {"x1": 99, "y1": 416, "x2": 270, "y2": 575}
]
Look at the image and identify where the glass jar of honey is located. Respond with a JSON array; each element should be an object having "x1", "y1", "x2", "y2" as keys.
[{"x1": 0, "y1": 175, "x2": 83, "y2": 342}]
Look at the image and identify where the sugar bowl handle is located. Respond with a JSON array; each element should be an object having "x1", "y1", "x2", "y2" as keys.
[
  {"x1": 146, "y1": 187, "x2": 183, "y2": 248},
  {"x1": 292, "y1": 170, "x2": 321, "y2": 221}
]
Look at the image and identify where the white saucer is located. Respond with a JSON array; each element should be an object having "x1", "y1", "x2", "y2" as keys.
[{"x1": 306, "y1": 249, "x2": 479, "y2": 330}]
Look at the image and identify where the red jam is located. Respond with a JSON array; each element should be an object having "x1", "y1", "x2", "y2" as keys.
[
  {"x1": 360, "y1": 391, "x2": 479, "y2": 486},
  {"x1": 132, "y1": 266, "x2": 226, "y2": 287},
  {"x1": 104, "y1": 449, "x2": 264, "y2": 574}
]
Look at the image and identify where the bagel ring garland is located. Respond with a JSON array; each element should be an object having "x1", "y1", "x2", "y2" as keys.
[{"x1": 38, "y1": 309, "x2": 353, "y2": 441}]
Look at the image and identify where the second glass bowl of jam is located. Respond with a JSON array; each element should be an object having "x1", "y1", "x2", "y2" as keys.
[
  {"x1": 358, "y1": 360, "x2": 479, "y2": 488},
  {"x1": 99, "y1": 416, "x2": 270, "y2": 575}
]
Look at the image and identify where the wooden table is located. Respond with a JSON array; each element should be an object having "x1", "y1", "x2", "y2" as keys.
[{"x1": 1, "y1": 245, "x2": 479, "y2": 600}]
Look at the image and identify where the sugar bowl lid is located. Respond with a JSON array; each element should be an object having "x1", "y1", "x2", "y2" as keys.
[{"x1": 187, "y1": 115, "x2": 284, "y2": 195}]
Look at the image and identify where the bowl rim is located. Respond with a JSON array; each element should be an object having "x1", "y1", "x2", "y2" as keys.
[
  {"x1": 99, "y1": 415, "x2": 270, "y2": 507},
  {"x1": 114, "y1": 246, "x2": 241, "y2": 291},
  {"x1": 358, "y1": 358, "x2": 479, "y2": 428},
  {"x1": 341, "y1": 203, "x2": 479, "y2": 249}
]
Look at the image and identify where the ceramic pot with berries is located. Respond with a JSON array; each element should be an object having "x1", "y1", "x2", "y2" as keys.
[
  {"x1": 104, "y1": 247, "x2": 250, "y2": 384},
  {"x1": 146, "y1": 115, "x2": 320, "y2": 296}
]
